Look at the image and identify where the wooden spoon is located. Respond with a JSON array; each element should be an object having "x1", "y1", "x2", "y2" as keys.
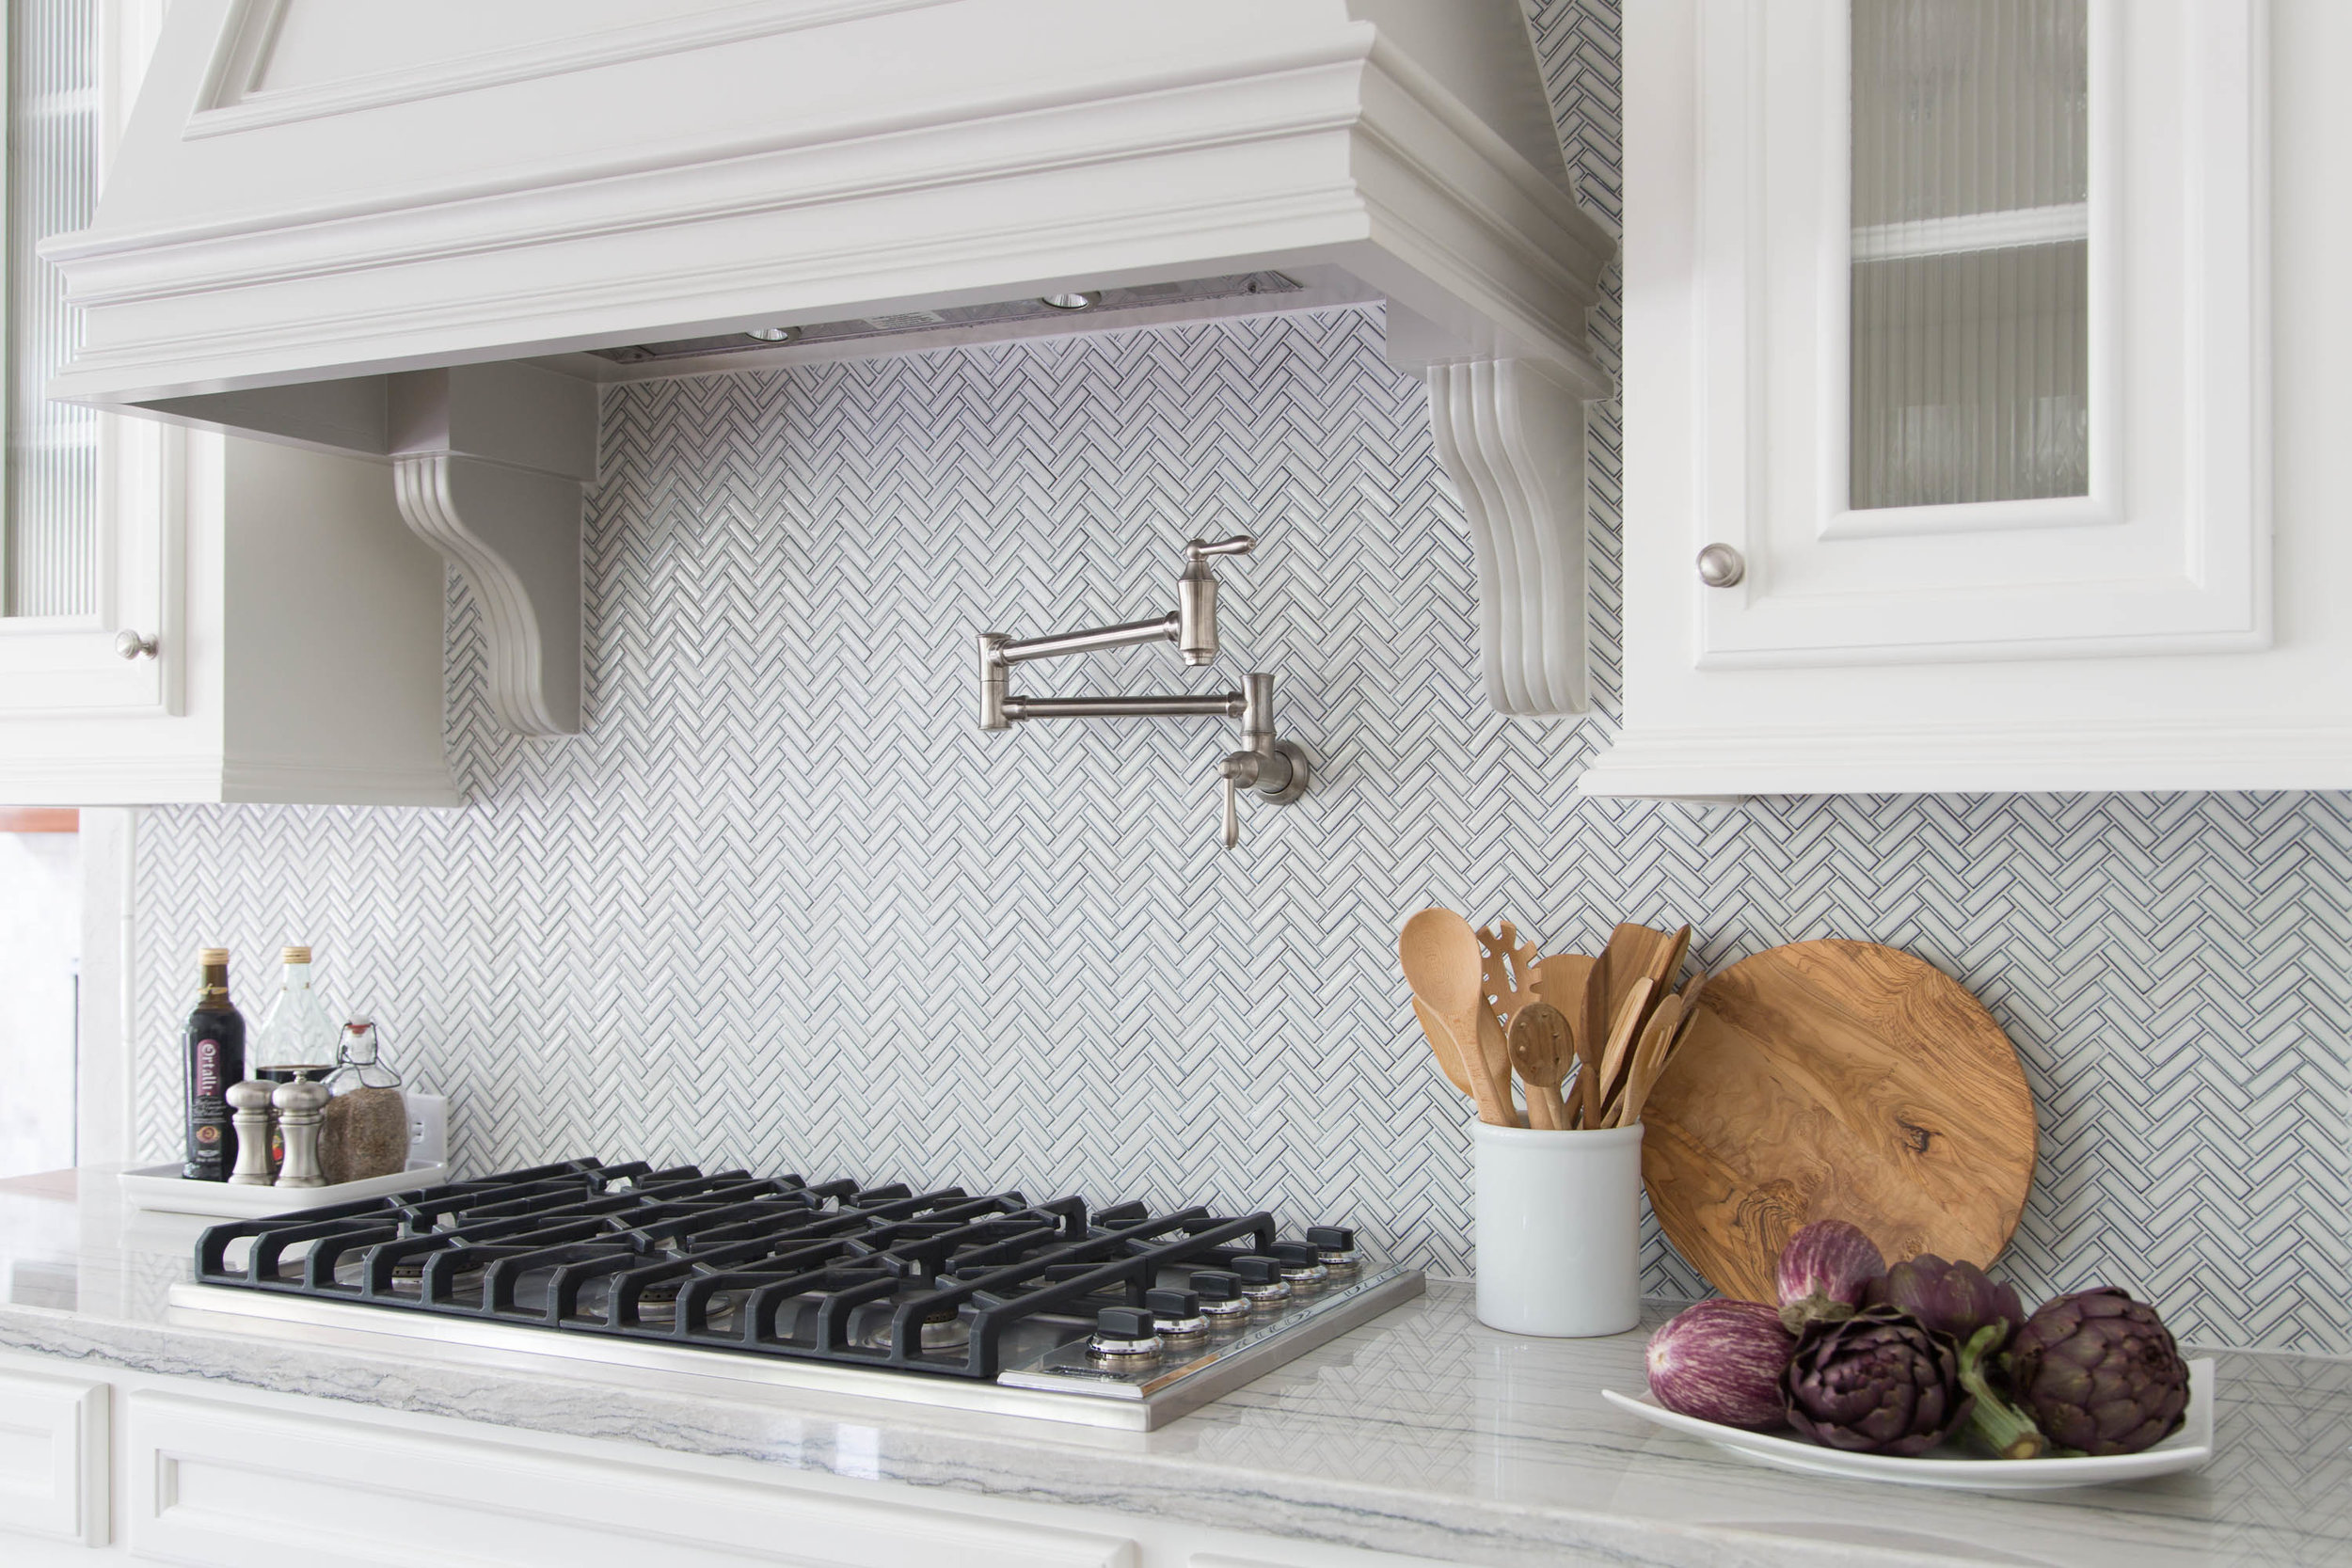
[
  {"x1": 1411, "y1": 996, "x2": 1473, "y2": 1099},
  {"x1": 1613, "y1": 991, "x2": 1685, "y2": 1129},
  {"x1": 1400, "y1": 909, "x2": 1519, "y2": 1127},
  {"x1": 1507, "y1": 1002, "x2": 1575, "y2": 1130}
]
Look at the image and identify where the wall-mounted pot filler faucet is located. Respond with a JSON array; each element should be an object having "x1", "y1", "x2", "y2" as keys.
[{"x1": 977, "y1": 534, "x2": 1309, "y2": 848}]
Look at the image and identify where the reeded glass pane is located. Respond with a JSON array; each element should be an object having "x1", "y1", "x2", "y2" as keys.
[
  {"x1": 5, "y1": 0, "x2": 99, "y2": 617},
  {"x1": 1851, "y1": 0, "x2": 2089, "y2": 511}
]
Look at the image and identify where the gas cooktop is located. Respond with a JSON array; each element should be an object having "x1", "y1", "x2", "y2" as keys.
[{"x1": 169, "y1": 1159, "x2": 1423, "y2": 1429}]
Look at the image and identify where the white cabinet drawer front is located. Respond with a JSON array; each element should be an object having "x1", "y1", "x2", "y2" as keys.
[
  {"x1": 129, "y1": 1390, "x2": 1136, "y2": 1568},
  {"x1": 0, "y1": 1368, "x2": 110, "y2": 1545}
]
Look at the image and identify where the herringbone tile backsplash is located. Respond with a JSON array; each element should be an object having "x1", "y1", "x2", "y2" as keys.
[{"x1": 129, "y1": 1, "x2": 2351, "y2": 1354}]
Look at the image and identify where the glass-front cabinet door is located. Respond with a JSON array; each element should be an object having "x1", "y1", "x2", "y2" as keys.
[
  {"x1": 1681, "y1": 0, "x2": 2265, "y2": 669},
  {"x1": 0, "y1": 0, "x2": 177, "y2": 718}
]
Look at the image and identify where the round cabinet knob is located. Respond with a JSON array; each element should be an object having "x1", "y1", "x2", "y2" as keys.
[
  {"x1": 1694, "y1": 544, "x2": 1746, "y2": 588},
  {"x1": 114, "y1": 629, "x2": 158, "y2": 660}
]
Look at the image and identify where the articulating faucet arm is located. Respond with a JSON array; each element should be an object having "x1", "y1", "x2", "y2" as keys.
[{"x1": 976, "y1": 532, "x2": 1305, "y2": 848}]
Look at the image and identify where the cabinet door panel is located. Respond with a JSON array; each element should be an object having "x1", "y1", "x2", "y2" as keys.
[
  {"x1": 0, "y1": 1368, "x2": 109, "y2": 1545},
  {"x1": 1690, "y1": 0, "x2": 2265, "y2": 668},
  {"x1": 129, "y1": 1389, "x2": 1137, "y2": 1568}
]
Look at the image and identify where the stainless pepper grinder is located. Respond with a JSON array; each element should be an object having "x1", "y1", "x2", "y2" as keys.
[
  {"x1": 226, "y1": 1081, "x2": 277, "y2": 1186},
  {"x1": 271, "y1": 1077, "x2": 330, "y2": 1188}
]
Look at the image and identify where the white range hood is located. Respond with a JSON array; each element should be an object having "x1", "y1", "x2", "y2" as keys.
[{"x1": 48, "y1": 0, "x2": 1614, "y2": 734}]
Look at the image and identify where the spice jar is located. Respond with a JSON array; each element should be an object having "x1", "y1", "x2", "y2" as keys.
[{"x1": 319, "y1": 1019, "x2": 408, "y2": 1184}]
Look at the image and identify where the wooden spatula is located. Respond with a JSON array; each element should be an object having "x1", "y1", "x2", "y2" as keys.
[
  {"x1": 1648, "y1": 924, "x2": 1692, "y2": 1002},
  {"x1": 1613, "y1": 991, "x2": 1685, "y2": 1129},
  {"x1": 1596, "y1": 974, "x2": 1653, "y2": 1118}
]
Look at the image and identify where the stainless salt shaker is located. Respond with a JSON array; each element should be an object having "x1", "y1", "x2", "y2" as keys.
[
  {"x1": 271, "y1": 1078, "x2": 330, "y2": 1188},
  {"x1": 226, "y1": 1081, "x2": 277, "y2": 1186}
]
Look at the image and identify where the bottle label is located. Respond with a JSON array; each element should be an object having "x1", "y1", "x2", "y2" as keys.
[{"x1": 194, "y1": 1038, "x2": 223, "y2": 1101}]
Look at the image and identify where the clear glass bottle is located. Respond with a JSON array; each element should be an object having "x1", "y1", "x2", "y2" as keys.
[
  {"x1": 250, "y1": 945, "x2": 340, "y2": 1083},
  {"x1": 321, "y1": 1019, "x2": 408, "y2": 1185}
]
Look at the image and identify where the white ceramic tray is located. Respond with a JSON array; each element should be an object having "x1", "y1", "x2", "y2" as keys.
[
  {"x1": 118, "y1": 1160, "x2": 449, "y2": 1218},
  {"x1": 1601, "y1": 1358, "x2": 2213, "y2": 1491}
]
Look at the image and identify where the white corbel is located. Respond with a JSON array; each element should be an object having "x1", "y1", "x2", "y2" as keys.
[
  {"x1": 1426, "y1": 358, "x2": 1599, "y2": 717},
  {"x1": 388, "y1": 363, "x2": 599, "y2": 736}
]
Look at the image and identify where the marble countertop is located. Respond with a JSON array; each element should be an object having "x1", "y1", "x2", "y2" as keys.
[{"x1": 3, "y1": 1169, "x2": 2346, "y2": 1568}]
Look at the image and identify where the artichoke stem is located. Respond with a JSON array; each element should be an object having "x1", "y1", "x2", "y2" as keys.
[{"x1": 1956, "y1": 1324, "x2": 2047, "y2": 1461}]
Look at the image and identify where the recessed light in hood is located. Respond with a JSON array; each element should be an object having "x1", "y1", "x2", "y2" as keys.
[{"x1": 595, "y1": 273, "x2": 1299, "y2": 366}]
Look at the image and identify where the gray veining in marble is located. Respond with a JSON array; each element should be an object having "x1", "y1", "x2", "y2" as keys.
[{"x1": 5, "y1": 1177, "x2": 2345, "y2": 1568}]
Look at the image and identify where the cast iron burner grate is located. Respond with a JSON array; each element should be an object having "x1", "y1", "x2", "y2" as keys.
[{"x1": 192, "y1": 1158, "x2": 1347, "y2": 1380}]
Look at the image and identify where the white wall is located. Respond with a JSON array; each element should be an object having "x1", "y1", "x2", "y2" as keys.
[{"x1": 0, "y1": 830, "x2": 79, "y2": 1176}]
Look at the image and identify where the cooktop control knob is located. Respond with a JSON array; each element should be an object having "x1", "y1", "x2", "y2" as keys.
[
  {"x1": 1146, "y1": 1288, "x2": 1207, "y2": 1342},
  {"x1": 1269, "y1": 1241, "x2": 1330, "y2": 1291},
  {"x1": 1189, "y1": 1270, "x2": 1253, "y2": 1326},
  {"x1": 1231, "y1": 1255, "x2": 1294, "y2": 1308},
  {"x1": 1088, "y1": 1307, "x2": 1162, "y2": 1363},
  {"x1": 1305, "y1": 1225, "x2": 1359, "y2": 1275}
]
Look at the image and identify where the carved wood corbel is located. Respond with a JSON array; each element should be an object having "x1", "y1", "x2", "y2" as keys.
[
  {"x1": 388, "y1": 363, "x2": 599, "y2": 736},
  {"x1": 1426, "y1": 358, "x2": 1597, "y2": 718}
]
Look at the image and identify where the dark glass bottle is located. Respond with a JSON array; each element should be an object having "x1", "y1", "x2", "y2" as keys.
[{"x1": 182, "y1": 947, "x2": 247, "y2": 1180}]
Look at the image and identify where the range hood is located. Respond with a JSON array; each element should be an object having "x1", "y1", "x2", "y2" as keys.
[{"x1": 48, "y1": 0, "x2": 1615, "y2": 734}]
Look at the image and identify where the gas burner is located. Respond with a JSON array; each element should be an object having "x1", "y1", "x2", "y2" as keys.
[{"x1": 186, "y1": 1158, "x2": 1412, "y2": 1403}]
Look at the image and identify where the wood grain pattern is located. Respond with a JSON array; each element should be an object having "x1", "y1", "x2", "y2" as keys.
[
  {"x1": 1641, "y1": 940, "x2": 2037, "y2": 1303},
  {"x1": 1411, "y1": 996, "x2": 1472, "y2": 1100}
]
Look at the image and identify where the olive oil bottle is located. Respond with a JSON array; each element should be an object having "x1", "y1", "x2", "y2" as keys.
[{"x1": 181, "y1": 948, "x2": 247, "y2": 1180}]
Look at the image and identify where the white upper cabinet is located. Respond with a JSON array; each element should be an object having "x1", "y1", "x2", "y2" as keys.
[
  {"x1": 0, "y1": 0, "x2": 453, "y2": 806},
  {"x1": 1588, "y1": 0, "x2": 2342, "y2": 798}
]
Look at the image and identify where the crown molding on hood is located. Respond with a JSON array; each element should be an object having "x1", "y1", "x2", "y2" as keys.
[{"x1": 47, "y1": 0, "x2": 1617, "y2": 731}]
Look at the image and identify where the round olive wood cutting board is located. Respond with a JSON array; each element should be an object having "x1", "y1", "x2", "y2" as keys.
[{"x1": 1641, "y1": 939, "x2": 2037, "y2": 1303}]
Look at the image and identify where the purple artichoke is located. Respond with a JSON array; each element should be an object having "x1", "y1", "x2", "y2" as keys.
[
  {"x1": 2008, "y1": 1288, "x2": 2189, "y2": 1456},
  {"x1": 1782, "y1": 1306, "x2": 1973, "y2": 1455},
  {"x1": 1867, "y1": 1254, "x2": 2026, "y2": 1351},
  {"x1": 1775, "y1": 1220, "x2": 1887, "y2": 1334},
  {"x1": 1646, "y1": 1299, "x2": 1797, "y2": 1431}
]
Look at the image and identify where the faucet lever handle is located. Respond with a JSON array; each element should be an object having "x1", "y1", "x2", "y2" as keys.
[{"x1": 1184, "y1": 534, "x2": 1255, "y2": 567}]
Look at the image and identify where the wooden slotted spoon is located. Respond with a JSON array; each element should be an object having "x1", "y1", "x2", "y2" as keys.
[{"x1": 1507, "y1": 1001, "x2": 1576, "y2": 1130}]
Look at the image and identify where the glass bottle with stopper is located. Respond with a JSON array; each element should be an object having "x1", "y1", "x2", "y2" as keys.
[
  {"x1": 251, "y1": 945, "x2": 340, "y2": 1082},
  {"x1": 321, "y1": 1019, "x2": 408, "y2": 1184}
]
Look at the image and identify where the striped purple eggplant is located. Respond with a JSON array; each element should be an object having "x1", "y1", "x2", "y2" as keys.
[
  {"x1": 1645, "y1": 1299, "x2": 1798, "y2": 1431},
  {"x1": 1775, "y1": 1220, "x2": 1888, "y2": 1333}
]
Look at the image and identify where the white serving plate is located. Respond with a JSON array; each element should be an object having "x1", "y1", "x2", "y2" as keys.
[
  {"x1": 118, "y1": 1160, "x2": 449, "y2": 1218},
  {"x1": 1601, "y1": 1359, "x2": 2214, "y2": 1491}
]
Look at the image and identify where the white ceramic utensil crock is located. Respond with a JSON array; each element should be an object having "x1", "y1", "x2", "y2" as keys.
[{"x1": 1472, "y1": 1120, "x2": 1644, "y2": 1336}]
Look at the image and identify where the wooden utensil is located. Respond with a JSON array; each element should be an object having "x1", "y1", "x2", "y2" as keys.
[
  {"x1": 1400, "y1": 909, "x2": 1520, "y2": 1127},
  {"x1": 1478, "y1": 921, "x2": 1545, "y2": 1038},
  {"x1": 1598, "y1": 922, "x2": 1669, "y2": 1024},
  {"x1": 1647, "y1": 924, "x2": 1692, "y2": 1001},
  {"x1": 1534, "y1": 953, "x2": 1597, "y2": 1125},
  {"x1": 1411, "y1": 996, "x2": 1473, "y2": 1099},
  {"x1": 1613, "y1": 991, "x2": 1685, "y2": 1129},
  {"x1": 1595, "y1": 974, "x2": 1653, "y2": 1116},
  {"x1": 1640, "y1": 939, "x2": 2038, "y2": 1303},
  {"x1": 1507, "y1": 1001, "x2": 1575, "y2": 1129}
]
